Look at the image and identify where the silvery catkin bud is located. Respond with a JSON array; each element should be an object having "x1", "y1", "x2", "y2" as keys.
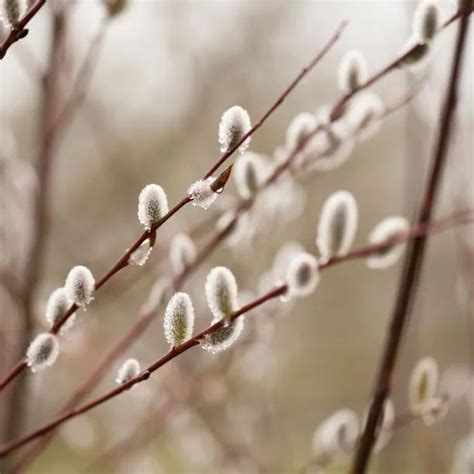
[
  {"x1": 218, "y1": 105, "x2": 252, "y2": 154},
  {"x1": 338, "y1": 50, "x2": 368, "y2": 93},
  {"x1": 116, "y1": 358, "x2": 141, "y2": 385},
  {"x1": 163, "y1": 292, "x2": 195, "y2": 346},
  {"x1": 413, "y1": 0, "x2": 440, "y2": 43},
  {"x1": 284, "y1": 252, "x2": 320, "y2": 300},
  {"x1": 347, "y1": 92, "x2": 385, "y2": 142},
  {"x1": 45, "y1": 287, "x2": 76, "y2": 334},
  {"x1": 3, "y1": 0, "x2": 22, "y2": 27},
  {"x1": 234, "y1": 152, "x2": 268, "y2": 199},
  {"x1": 188, "y1": 177, "x2": 218, "y2": 209},
  {"x1": 137, "y1": 184, "x2": 169, "y2": 230},
  {"x1": 128, "y1": 239, "x2": 152, "y2": 266},
  {"x1": 65, "y1": 265, "x2": 95, "y2": 308},
  {"x1": 316, "y1": 191, "x2": 358, "y2": 260},
  {"x1": 201, "y1": 316, "x2": 244, "y2": 354},
  {"x1": 285, "y1": 112, "x2": 318, "y2": 154},
  {"x1": 366, "y1": 216, "x2": 409, "y2": 269},
  {"x1": 26, "y1": 333, "x2": 60, "y2": 372},
  {"x1": 312, "y1": 409, "x2": 360, "y2": 459},
  {"x1": 205, "y1": 266, "x2": 239, "y2": 322},
  {"x1": 169, "y1": 232, "x2": 196, "y2": 274},
  {"x1": 409, "y1": 356, "x2": 439, "y2": 415}
]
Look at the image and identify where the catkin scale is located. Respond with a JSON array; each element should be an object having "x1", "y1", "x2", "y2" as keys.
[
  {"x1": 116, "y1": 358, "x2": 141, "y2": 385},
  {"x1": 284, "y1": 252, "x2": 320, "y2": 300},
  {"x1": 188, "y1": 178, "x2": 218, "y2": 209},
  {"x1": 64, "y1": 265, "x2": 95, "y2": 308},
  {"x1": 169, "y1": 233, "x2": 196, "y2": 274},
  {"x1": 316, "y1": 191, "x2": 358, "y2": 260},
  {"x1": 45, "y1": 287, "x2": 76, "y2": 334},
  {"x1": 409, "y1": 356, "x2": 439, "y2": 415},
  {"x1": 26, "y1": 333, "x2": 60, "y2": 372},
  {"x1": 205, "y1": 266, "x2": 239, "y2": 321},
  {"x1": 337, "y1": 50, "x2": 368, "y2": 93},
  {"x1": 366, "y1": 216, "x2": 409, "y2": 269}
]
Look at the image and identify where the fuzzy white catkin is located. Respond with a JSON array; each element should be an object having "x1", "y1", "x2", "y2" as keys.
[
  {"x1": 137, "y1": 184, "x2": 168, "y2": 230},
  {"x1": 409, "y1": 357, "x2": 439, "y2": 415},
  {"x1": 163, "y1": 292, "x2": 195, "y2": 346},
  {"x1": 284, "y1": 252, "x2": 320, "y2": 300},
  {"x1": 3, "y1": 0, "x2": 22, "y2": 27},
  {"x1": 366, "y1": 216, "x2": 410, "y2": 269},
  {"x1": 205, "y1": 266, "x2": 239, "y2": 321},
  {"x1": 347, "y1": 92, "x2": 385, "y2": 142},
  {"x1": 413, "y1": 0, "x2": 440, "y2": 43},
  {"x1": 116, "y1": 358, "x2": 141, "y2": 385},
  {"x1": 169, "y1": 233, "x2": 196, "y2": 274},
  {"x1": 128, "y1": 240, "x2": 152, "y2": 266},
  {"x1": 312, "y1": 409, "x2": 360, "y2": 459},
  {"x1": 285, "y1": 112, "x2": 318, "y2": 154},
  {"x1": 45, "y1": 287, "x2": 76, "y2": 334},
  {"x1": 201, "y1": 316, "x2": 244, "y2": 354},
  {"x1": 188, "y1": 177, "x2": 218, "y2": 209},
  {"x1": 421, "y1": 394, "x2": 449, "y2": 426},
  {"x1": 337, "y1": 50, "x2": 368, "y2": 93},
  {"x1": 65, "y1": 265, "x2": 95, "y2": 308},
  {"x1": 218, "y1": 105, "x2": 252, "y2": 154},
  {"x1": 316, "y1": 191, "x2": 358, "y2": 260},
  {"x1": 26, "y1": 333, "x2": 60, "y2": 372},
  {"x1": 234, "y1": 152, "x2": 269, "y2": 199}
]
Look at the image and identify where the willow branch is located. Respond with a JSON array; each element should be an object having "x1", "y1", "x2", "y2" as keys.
[
  {"x1": 329, "y1": 6, "x2": 473, "y2": 121},
  {"x1": 0, "y1": 21, "x2": 345, "y2": 392},
  {"x1": 1, "y1": 213, "x2": 472, "y2": 457},
  {"x1": 9, "y1": 59, "x2": 439, "y2": 470},
  {"x1": 351, "y1": 10, "x2": 472, "y2": 474},
  {"x1": 0, "y1": 0, "x2": 47, "y2": 60}
]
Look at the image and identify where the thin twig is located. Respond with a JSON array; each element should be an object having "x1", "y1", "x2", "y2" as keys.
[
  {"x1": 0, "y1": 21, "x2": 345, "y2": 392},
  {"x1": 1, "y1": 213, "x2": 472, "y2": 457},
  {"x1": 350, "y1": 10, "x2": 472, "y2": 474},
  {"x1": 0, "y1": 0, "x2": 47, "y2": 60}
]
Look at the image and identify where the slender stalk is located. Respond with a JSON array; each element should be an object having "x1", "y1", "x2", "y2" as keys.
[
  {"x1": 1, "y1": 213, "x2": 472, "y2": 457},
  {"x1": 0, "y1": 21, "x2": 345, "y2": 392},
  {"x1": 2, "y1": 8, "x2": 67, "y2": 451},
  {"x1": 351, "y1": 10, "x2": 472, "y2": 474},
  {"x1": 0, "y1": 0, "x2": 47, "y2": 59}
]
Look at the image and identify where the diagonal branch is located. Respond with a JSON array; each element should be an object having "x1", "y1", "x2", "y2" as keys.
[
  {"x1": 0, "y1": 0, "x2": 47, "y2": 60},
  {"x1": 350, "y1": 9, "x2": 472, "y2": 474}
]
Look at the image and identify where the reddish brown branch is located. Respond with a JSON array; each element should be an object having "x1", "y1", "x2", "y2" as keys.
[
  {"x1": 351, "y1": 10, "x2": 472, "y2": 474},
  {"x1": 0, "y1": 0, "x2": 47, "y2": 60}
]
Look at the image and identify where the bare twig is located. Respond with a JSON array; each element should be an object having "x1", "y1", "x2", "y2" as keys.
[
  {"x1": 351, "y1": 10, "x2": 472, "y2": 474},
  {"x1": 0, "y1": 21, "x2": 345, "y2": 392},
  {"x1": 0, "y1": 0, "x2": 47, "y2": 60},
  {"x1": 1, "y1": 213, "x2": 472, "y2": 457}
]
